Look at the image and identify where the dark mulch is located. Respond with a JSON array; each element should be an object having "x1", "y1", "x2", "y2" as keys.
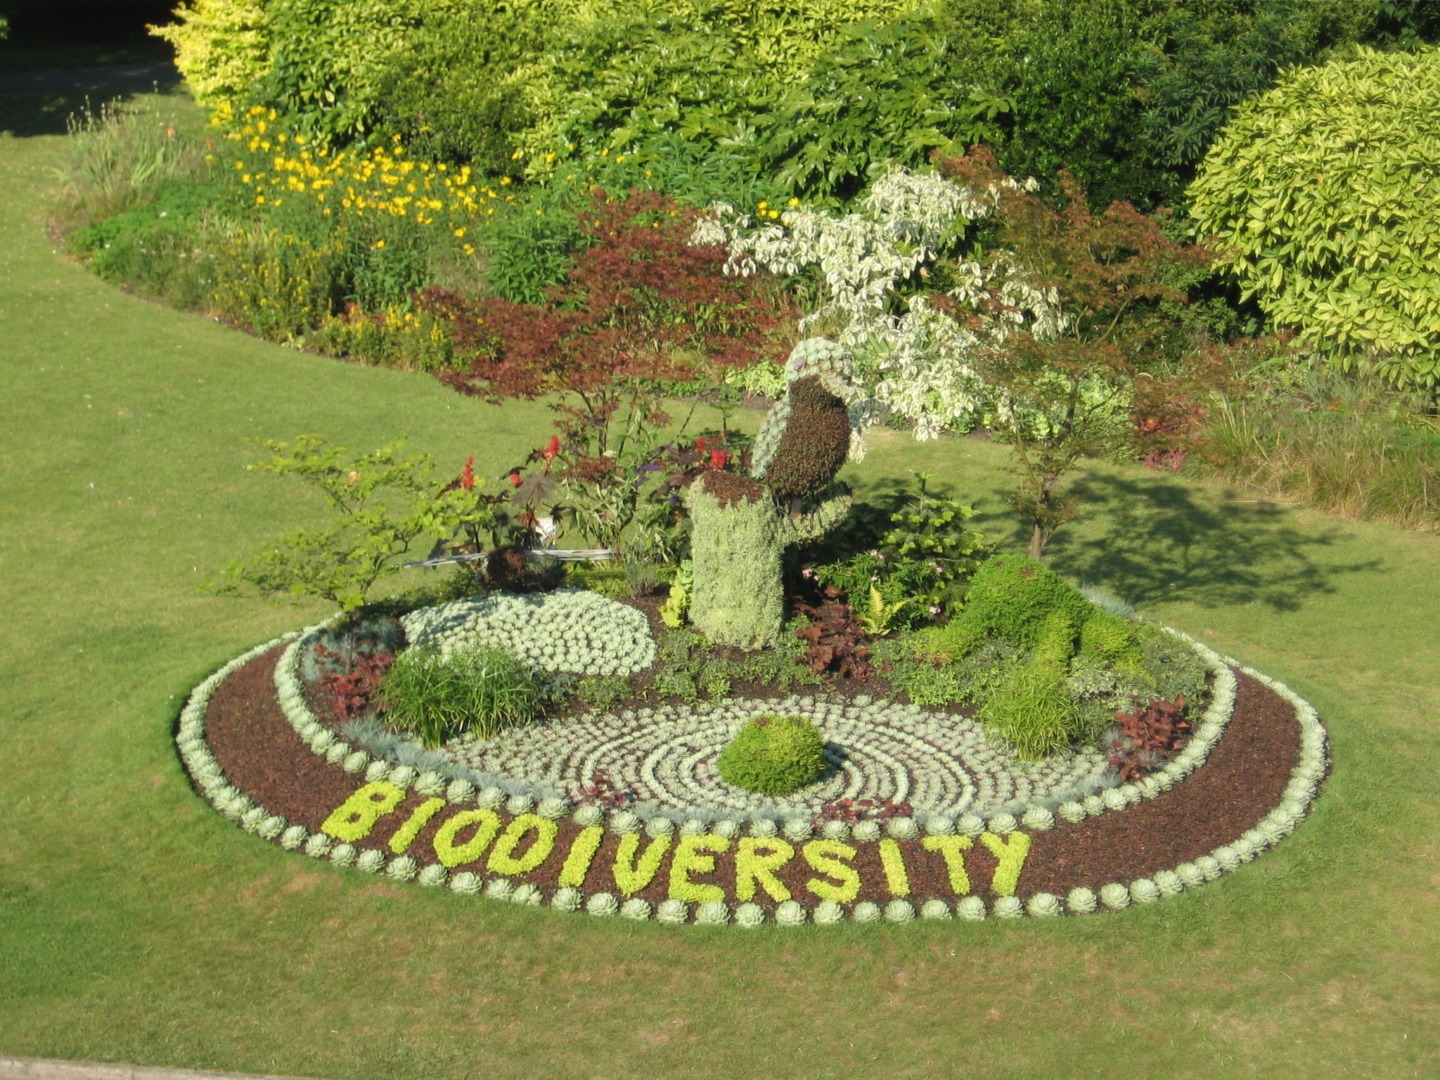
[{"x1": 199, "y1": 646, "x2": 1305, "y2": 914}]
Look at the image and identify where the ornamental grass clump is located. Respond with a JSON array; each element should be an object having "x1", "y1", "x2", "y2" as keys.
[
  {"x1": 717, "y1": 713, "x2": 828, "y2": 797},
  {"x1": 378, "y1": 645, "x2": 549, "y2": 747},
  {"x1": 978, "y1": 662, "x2": 1088, "y2": 761}
]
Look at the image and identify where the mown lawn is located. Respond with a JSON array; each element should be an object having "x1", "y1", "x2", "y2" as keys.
[{"x1": 1, "y1": 83, "x2": 1438, "y2": 1080}]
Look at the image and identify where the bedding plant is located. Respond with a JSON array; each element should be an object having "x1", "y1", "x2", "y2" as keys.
[{"x1": 191, "y1": 414, "x2": 1328, "y2": 925}]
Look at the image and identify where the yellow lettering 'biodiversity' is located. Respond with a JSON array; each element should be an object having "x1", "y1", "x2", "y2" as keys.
[{"x1": 318, "y1": 787, "x2": 1031, "y2": 903}]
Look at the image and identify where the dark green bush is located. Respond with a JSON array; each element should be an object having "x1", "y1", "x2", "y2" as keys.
[
  {"x1": 574, "y1": 674, "x2": 632, "y2": 711},
  {"x1": 482, "y1": 184, "x2": 588, "y2": 304},
  {"x1": 378, "y1": 645, "x2": 549, "y2": 747},
  {"x1": 1134, "y1": 624, "x2": 1212, "y2": 706},
  {"x1": 762, "y1": 12, "x2": 973, "y2": 203},
  {"x1": 808, "y1": 472, "x2": 991, "y2": 620},
  {"x1": 717, "y1": 713, "x2": 828, "y2": 796}
]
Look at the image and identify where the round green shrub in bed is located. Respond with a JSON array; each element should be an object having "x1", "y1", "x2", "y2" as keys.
[{"x1": 717, "y1": 713, "x2": 828, "y2": 796}]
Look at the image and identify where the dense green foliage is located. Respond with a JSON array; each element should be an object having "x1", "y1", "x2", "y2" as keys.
[
  {"x1": 810, "y1": 472, "x2": 992, "y2": 620},
  {"x1": 378, "y1": 644, "x2": 549, "y2": 746},
  {"x1": 716, "y1": 713, "x2": 828, "y2": 795},
  {"x1": 150, "y1": 0, "x2": 1440, "y2": 208},
  {"x1": 1188, "y1": 46, "x2": 1440, "y2": 391},
  {"x1": 953, "y1": 554, "x2": 1093, "y2": 651}
]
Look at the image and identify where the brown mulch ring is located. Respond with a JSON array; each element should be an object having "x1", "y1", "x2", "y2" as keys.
[{"x1": 190, "y1": 639, "x2": 1321, "y2": 922}]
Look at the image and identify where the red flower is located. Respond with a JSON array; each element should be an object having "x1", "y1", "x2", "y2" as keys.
[
  {"x1": 543, "y1": 436, "x2": 561, "y2": 463},
  {"x1": 695, "y1": 436, "x2": 707, "y2": 452},
  {"x1": 709, "y1": 449, "x2": 729, "y2": 470},
  {"x1": 508, "y1": 469, "x2": 523, "y2": 488},
  {"x1": 460, "y1": 456, "x2": 475, "y2": 491}
]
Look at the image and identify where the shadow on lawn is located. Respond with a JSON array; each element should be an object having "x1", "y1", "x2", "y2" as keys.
[
  {"x1": 1033, "y1": 470, "x2": 1380, "y2": 613},
  {"x1": 0, "y1": 62, "x2": 180, "y2": 138}
]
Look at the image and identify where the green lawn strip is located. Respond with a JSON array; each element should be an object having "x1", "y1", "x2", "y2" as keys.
[{"x1": 2, "y1": 87, "x2": 1439, "y2": 1078}]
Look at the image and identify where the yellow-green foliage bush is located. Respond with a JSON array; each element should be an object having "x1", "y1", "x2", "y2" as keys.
[
  {"x1": 955, "y1": 554, "x2": 1093, "y2": 652},
  {"x1": 151, "y1": 0, "x2": 270, "y2": 106},
  {"x1": 1188, "y1": 46, "x2": 1440, "y2": 391}
]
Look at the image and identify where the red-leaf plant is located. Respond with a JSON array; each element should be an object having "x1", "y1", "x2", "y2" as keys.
[
  {"x1": 420, "y1": 190, "x2": 795, "y2": 548},
  {"x1": 812, "y1": 797, "x2": 914, "y2": 830},
  {"x1": 794, "y1": 587, "x2": 872, "y2": 680},
  {"x1": 315, "y1": 644, "x2": 396, "y2": 721},
  {"x1": 575, "y1": 769, "x2": 636, "y2": 809},
  {"x1": 1108, "y1": 694, "x2": 1190, "y2": 782}
]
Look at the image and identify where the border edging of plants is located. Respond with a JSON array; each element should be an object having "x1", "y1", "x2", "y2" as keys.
[{"x1": 177, "y1": 621, "x2": 1327, "y2": 926}]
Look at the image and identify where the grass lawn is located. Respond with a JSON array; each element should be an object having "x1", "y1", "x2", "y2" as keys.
[{"x1": 2, "y1": 82, "x2": 1438, "y2": 1080}]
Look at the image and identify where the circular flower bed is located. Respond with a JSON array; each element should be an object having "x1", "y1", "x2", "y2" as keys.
[{"x1": 176, "y1": 601, "x2": 1327, "y2": 927}]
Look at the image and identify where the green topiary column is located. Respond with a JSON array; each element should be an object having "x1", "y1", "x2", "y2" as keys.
[
  {"x1": 685, "y1": 474, "x2": 852, "y2": 649},
  {"x1": 686, "y1": 474, "x2": 784, "y2": 650}
]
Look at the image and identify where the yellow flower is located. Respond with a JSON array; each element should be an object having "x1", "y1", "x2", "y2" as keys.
[
  {"x1": 500, "y1": 176, "x2": 512, "y2": 185},
  {"x1": 788, "y1": 197, "x2": 800, "y2": 207},
  {"x1": 374, "y1": 239, "x2": 386, "y2": 249},
  {"x1": 511, "y1": 150, "x2": 523, "y2": 160},
  {"x1": 454, "y1": 228, "x2": 466, "y2": 238}
]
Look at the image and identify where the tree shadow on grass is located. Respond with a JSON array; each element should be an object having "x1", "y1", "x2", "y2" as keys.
[
  {"x1": 1037, "y1": 470, "x2": 1381, "y2": 613},
  {"x1": 0, "y1": 62, "x2": 180, "y2": 138}
]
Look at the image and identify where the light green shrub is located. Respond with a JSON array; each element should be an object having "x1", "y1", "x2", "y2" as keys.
[
  {"x1": 955, "y1": 554, "x2": 1093, "y2": 651},
  {"x1": 1032, "y1": 610, "x2": 1077, "y2": 670},
  {"x1": 1188, "y1": 46, "x2": 1440, "y2": 391},
  {"x1": 979, "y1": 662, "x2": 1088, "y2": 760},
  {"x1": 1079, "y1": 608, "x2": 1141, "y2": 670},
  {"x1": 717, "y1": 713, "x2": 828, "y2": 796}
]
